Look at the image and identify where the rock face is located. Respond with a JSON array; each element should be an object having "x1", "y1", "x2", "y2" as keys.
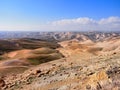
[{"x1": 83, "y1": 70, "x2": 111, "y2": 90}]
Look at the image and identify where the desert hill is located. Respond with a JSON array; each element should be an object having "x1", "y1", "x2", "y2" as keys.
[
  {"x1": 0, "y1": 38, "x2": 60, "y2": 55},
  {"x1": 0, "y1": 32, "x2": 120, "y2": 90}
]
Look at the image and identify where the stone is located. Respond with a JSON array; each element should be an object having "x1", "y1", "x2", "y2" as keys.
[{"x1": 0, "y1": 79, "x2": 5, "y2": 87}]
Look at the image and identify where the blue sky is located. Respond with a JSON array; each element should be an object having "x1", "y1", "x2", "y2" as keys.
[{"x1": 0, "y1": 0, "x2": 120, "y2": 31}]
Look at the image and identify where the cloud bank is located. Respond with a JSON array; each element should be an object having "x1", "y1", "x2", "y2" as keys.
[
  {"x1": 49, "y1": 16, "x2": 120, "y2": 31},
  {"x1": 0, "y1": 16, "x2": 120, "y2": 31}
]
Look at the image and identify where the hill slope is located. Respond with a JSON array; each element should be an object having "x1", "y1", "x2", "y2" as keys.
[{"x1": 0, "y1": 32, "x2": 120, "y2": 90}]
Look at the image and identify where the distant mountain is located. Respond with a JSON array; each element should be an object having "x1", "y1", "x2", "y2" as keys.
[{"x1": 0, "y1": 31, "x2": 120, "y2": 42}]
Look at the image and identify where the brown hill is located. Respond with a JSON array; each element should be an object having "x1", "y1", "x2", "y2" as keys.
[{"x1": 0, "y1": 38, "x2": 60, "y2": 55}]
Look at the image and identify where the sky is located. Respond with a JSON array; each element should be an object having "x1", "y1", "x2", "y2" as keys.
[{"x1": 0, "y1": 0, "x2": 120, "y2": 31}]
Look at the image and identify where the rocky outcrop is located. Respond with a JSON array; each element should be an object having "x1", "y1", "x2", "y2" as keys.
[
  {"x1": 0, "y1": 78, "x2": 5, "y2": 89},
  {"x1": 83, "y1": 70, "x2": 111, "y2": 90}
]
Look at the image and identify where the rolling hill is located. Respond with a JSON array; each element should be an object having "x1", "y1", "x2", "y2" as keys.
[{"x1": 0, "y1": 32, "x2": 120, "y2": 90}]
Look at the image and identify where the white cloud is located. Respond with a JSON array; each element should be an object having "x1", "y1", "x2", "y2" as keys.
[
  {"x1": 99, "y1": 17, "x2": 120, "y2": 24},
  {"x1": 49, "y1": 16, "x2": 120, "y2": 31},
  {"x1": 52, "y1": 17, "x2": 97, "y2": 25},
  {"x1": 0, "y1": 16, "x2": 120, "y2": 31}
]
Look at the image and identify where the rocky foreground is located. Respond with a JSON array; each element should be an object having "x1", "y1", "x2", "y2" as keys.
[{"x1": 2, "y1": 51, "x2": 120, "y2": 90}]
